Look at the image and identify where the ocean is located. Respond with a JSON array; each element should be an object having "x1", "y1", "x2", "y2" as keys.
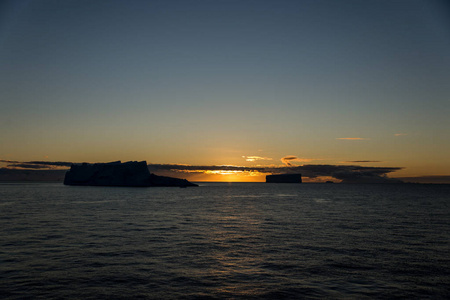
[{"x1": 1, "y1": 182, "x2": 449, "y2": 299}]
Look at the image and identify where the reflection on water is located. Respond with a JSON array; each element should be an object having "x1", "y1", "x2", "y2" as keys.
[
  {"x1": 0, "y1": 182, "x2": 449, "y2": 299},
  {"x1": 313, "y1": 198, "x2": 329, "y2": 203},
  {"x1": 204, "y1": 196, "x2": 265, "y2": 296}
]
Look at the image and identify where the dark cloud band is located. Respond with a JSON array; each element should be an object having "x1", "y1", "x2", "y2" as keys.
[{"x1": 2, "y1": 160, "x2": 403, "y2": 183}]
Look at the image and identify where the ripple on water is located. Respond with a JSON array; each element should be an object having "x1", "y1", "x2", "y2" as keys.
[{"x1": 1, "y1": 183, "x2": 449, "y2": 299}]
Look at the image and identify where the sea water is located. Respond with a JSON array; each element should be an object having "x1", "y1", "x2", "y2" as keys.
[{"x1": 1, "y1": 182, "x2": 449, "y2": 299}]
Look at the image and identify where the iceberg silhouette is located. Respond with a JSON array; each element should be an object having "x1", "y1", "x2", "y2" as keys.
[
  {"x1": 64, "y1": 161, "x2": 197, "y2": 187},
  {"x1": 266, "y1": 174, "x2": 302, "y2": 183}
]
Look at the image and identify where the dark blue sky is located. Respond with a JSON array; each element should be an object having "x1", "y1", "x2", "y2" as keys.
[{"x1": 1, "y1": 0, "x2": 449, "y2": 179}]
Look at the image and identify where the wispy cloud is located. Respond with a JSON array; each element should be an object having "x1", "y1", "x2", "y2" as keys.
[
  {"x1": 344, "y1": 160, "x2": 382, "y2": 163},
  {"x1": 336, "y1": 138, "x2": 369, "y2": 140},
  {"x1": 281, "y1": 155, "x2": 298, "y2": 166},
  {"x1": 280, "y1": 155, "x2": 315, "y2": 166},
  {"x1": 242, "y1": 156, "x2": 273, "y2": 162},
  {"x1": 2, "y1": 160, "x2": 75, "y2": 169},
  {"x1": 0, "y1": 159, "x2": 20, "y2": 164},
  {"x1": 394, "y1": 133, "x2": 407, "y2": 136}
]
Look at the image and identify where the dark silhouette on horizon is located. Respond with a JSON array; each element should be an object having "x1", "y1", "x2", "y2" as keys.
[
  {"x1": 266, "y1": 174, "x2": 302, "y2": 183},
  {"x1": 64, "y1": 161, "x2": 197, "y2": 187}
]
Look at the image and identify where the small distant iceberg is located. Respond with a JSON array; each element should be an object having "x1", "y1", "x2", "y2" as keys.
[
  {"x1": 266, "y1": 174, "x2": 302, "y2": 183},
  {"x1": 64, "y1": 161, "x2": 197, "y2": 187}
]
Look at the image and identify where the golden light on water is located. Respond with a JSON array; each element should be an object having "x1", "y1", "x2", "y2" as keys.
[{"x1": 201, "y1": 199, "x2": 267, "y2": 296}]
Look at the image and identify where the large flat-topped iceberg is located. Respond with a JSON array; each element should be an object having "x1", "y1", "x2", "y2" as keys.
[
  {"x1": 64, "y1": 161, "x2": 197, "y2": 187},
  {"x1": 266, "y1": 174, "x2": 302, "y2": 183}
]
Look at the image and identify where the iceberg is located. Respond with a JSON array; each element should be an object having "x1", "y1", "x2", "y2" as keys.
[
  {"x1": 266, "y1": 174, "x2": 302, "y2": 183},
  {"x1": 64, "y1": 161, "x2": 197, "y2": 187}
]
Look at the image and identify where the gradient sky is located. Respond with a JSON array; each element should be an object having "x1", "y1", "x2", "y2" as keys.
[{"x1": 1, "y1": 0, "x2": 449, "y2": 182}]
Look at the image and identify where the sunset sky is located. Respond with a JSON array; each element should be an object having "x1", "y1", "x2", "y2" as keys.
[{"x1": 1, "y1": 0, "x2": 449, "y2": 182}]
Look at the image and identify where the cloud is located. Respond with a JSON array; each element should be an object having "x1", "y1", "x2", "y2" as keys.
[
  {"x1": 345, "y1": 160, "x2": 382, "y2": 163},
  {"x1": 281, "y1": 156, "x2": 298, "y2": 166},
  {"x1": 290, "y1": 164, "x2": 401, "y2": 179},
  {"x1": 280, "y1": 156, "x2": 314, "y2": 166},
  {"x1": 147, "y1": 162, "x2": 402, "y2": 183},
  {"x1": 394, "y1": 133, "x2": 407, "y2": 136},
  {"x1": 394, "y1": 175, "x2": 450, "y2": 184},
  {"x1": 1, "y1": 159, "x2": 404, "y2": 183},
  {"x1": 147, "y1": 164, "x2": 269, "y2": 173},
  {"x1": 242, "y1": 156, "x2": 273, "y2": 162},
  {"x1": 0, "y1": 159, "x2": 20, "y2": 164},
  {"x1": 333, "y1": 171, "x2": 403, "y2": 184},
  {"x1": 3, "y1": 160, "x2": 75, "y2": 169},
  {"x1": 7, "y1": 164, "x2": 51, "y2": 169},
  {"x1": 25, "y1": 161, "x2": 74, "y2": 167},
  {"x1": 336, "y1": 138, "x2": 369, "y2": 140}
]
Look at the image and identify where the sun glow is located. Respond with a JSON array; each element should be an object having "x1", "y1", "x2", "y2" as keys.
[
  {"x1": 201, "y1": 170, "x2": 264, "y2": 182},
  {"x1": 204, "y1": 170, "x2": 258, "y2": 176},
  {"x1": 177, "y1": 170, "x2": 265, "y2": 182}
]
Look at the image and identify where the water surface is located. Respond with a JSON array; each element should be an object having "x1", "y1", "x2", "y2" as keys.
[{"x1": 1, "y1": 182, "x2": 449, "y2": 299}]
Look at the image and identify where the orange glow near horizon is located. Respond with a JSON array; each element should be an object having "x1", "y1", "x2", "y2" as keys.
[
  {"x1": 169, "y1": 169, "x2": 339, "y2": 183},
  {"x1": 195, "y1": 170, "x2": 268, "y2": 182},
  {"x1": 3, "y1": 160, "x2": 449, "y2": 183},
  {"x1": 190, "y1": 174, "x2": 339, "y2": 183}
]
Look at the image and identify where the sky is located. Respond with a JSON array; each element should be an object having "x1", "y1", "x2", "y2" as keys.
[{"x1": 1, "y1": 0, "x2": 449, "y2": 182}]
